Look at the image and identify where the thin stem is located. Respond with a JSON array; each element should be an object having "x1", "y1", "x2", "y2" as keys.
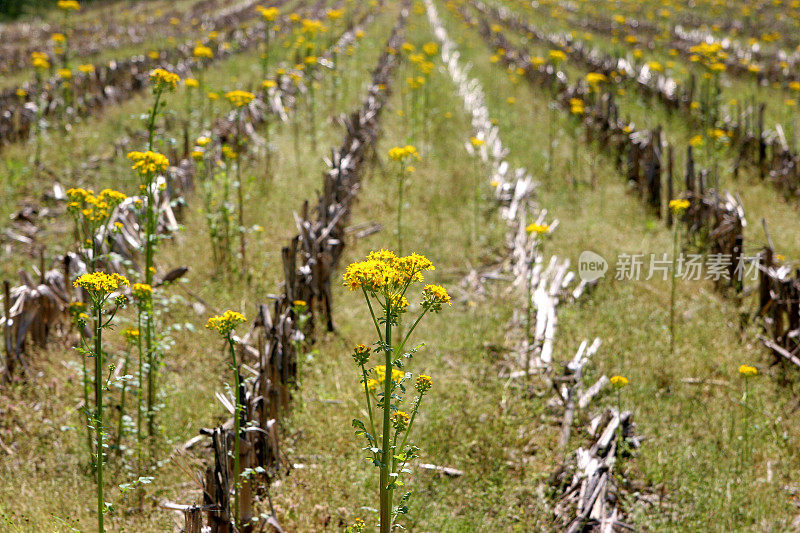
[
  {"x1": 362, "y1": 288, "x2": 385, "y2": 344},
  {"x1": 670, "y1": 224, "x2": 678, "y2": 357},
  {"x1": 396, "y1": 307, "x2": 429, "y2": 355},
  {"x1": 117, "y1": 346, "x2": 130, "y2": 453},
  {"x1": 94, "y1": 301, "x2": 105, "y2": 533},
  {"x1": 379, "y1": 301, "x2": 393, "y2": 533},
  {"x1": 361, "y1": 365, "x2": 377, "y2": 438},
  {"x1": 228, "y1": 335, "x2": 241, "y2": 529}
]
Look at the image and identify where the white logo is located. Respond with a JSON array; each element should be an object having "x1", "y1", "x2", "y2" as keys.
[{"x1": 578, "y1": 251, "x2": 607, "y2": 282}]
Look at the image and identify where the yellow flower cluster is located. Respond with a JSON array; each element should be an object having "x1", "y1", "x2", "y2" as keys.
[
  {"x1": 127, "y1": 150, "x2": 170, "y2": 176},
  {"x1": 570, "y1": 98, "x2": 584, "y2": 115},
  {"x1": 149, "y1": 68, "x2": 180, "y2": 91},
  {"x1": 132, "y1": 283, "x2": 153, "y2": 300},
  {"x1": 301, "y1": 18, "x2": 325, "y2": 34},
  {"x1": 193, "y1": 45, "x2": 213, "y2": 59},
  {"x1": 374, "y1": 365, "x2": 405, "y2": 384},
  {"x1": 423, "y1": 42, "x2": 438, "y2": 56},
  {"x1": 415, "y1": 374, "x2": 433, "y2": 393},
  {"x1": 526, "y1": 222, "x2": 549, "y2": 235},
  {"x1": 327, "y1": 8, "x2": 343, "y2": 19},
  {"x1": 585, "y1": 72, "x2": 607, "y2": 86},
  {"x1": 185, "y1": 78, "x2": 199, "y2": 88},
  {"x1": 738, "y1": 364, "x2": 757, "y2": 377},
  {"x1": 58, "y1": 68, "x2": 72, "y2": 79},
  {"x1": 668, "y1": 199, "x2": 690, "y2": 214},
  {"x1": 66, "y1": 188, "x2": 127, "y2": 223},
  {"x1": 343, "y1": 250, "x2": 435, "y2": 293},
  {"x1": 549, "y1": 49, "x2": 567, "y2": 63},
  {"x1": 206, "y1": 310, "x2": 247, "y2": 336},
  {"x1": 225, "y1": 90, "x2": 255, "y2": 107},
  {"x1": 78, "y1": 64, "x2": 94, "y2": 74},
  {"x1": 469, "y1": 137, "x2": 484, "y2": 147},
  {"x1": 387, "y1": 145, "x2": 419, "y2": 162},
  {"x1": 31, "y1": 51, "x2": 50, "y2": 70},
  {"x1": 122, "y1": 328, "x2": 141, "y2": 342},
  {"x1": 610, "y1": 375, "x2": 628, "y2": 388},
  {"x1": 257, "y1": 5, "x2": 280, "y2": 20},
  {"x1": 392, "y1": 410, "x2": 410, "y2": 431},
  {"x1": 74, "y1": 272, "x2": 130, "y2": 294},
  {"x1": 422, "y1": 284, "x2": 451, "y2": 312},
  {"x1": 352, "y1": 344, "x2": 371, "y2": 365},
  {"x1": 51, "y1": 32, "x2": 66, "y2": 43},
  {"x1": 57, "y1": 0, "x2": 80, "y2": 10}
]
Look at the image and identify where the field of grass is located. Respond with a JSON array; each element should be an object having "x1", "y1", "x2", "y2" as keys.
[{"x1": 1, "y1": 0, "x2": 800, "y2": 531}]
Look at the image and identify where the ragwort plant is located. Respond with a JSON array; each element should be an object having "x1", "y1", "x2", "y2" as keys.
[
  {"x1": 73, "y1": 271, "x2": 129, "y2": 533},
  {"x1": 343, "y1": 250, "x2": 451, "y2": 532}
]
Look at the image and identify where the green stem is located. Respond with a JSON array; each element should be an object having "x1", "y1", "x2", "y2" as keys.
[
  {"x1": 228, "y1": 336, "x2": 241, "y2": 529},
  {"x1": 396, "y1": 307, "x2": 429, "y2": 355},
  {"x1": 94, "y1": 301, "x2": 105, "y2": 533},
  {"x1": 670, "y1": 223, "x2": 678, "y2": 357},
  {"x1": 379, "y1": 303, "x2": 393, "y2": 533},
  {"x1": 362, "y1": 288, "x2": 385, "y2": 343},
  {"x1": 136, "y1": 310, "x2": 144, "y2": 475},
  {"x1": 361, "y1": 365, "x2": 377, "y2": 440},
  {"x1": 117, "y1": 346, "x2": 130, "y2": 453}
]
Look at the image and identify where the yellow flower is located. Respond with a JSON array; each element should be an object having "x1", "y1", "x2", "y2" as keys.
[
  {"x1": 207, "y1": 91, "x2": 219, "y2": 100},
  {"x1": 469, "y1": 137, "x2": 484, "y2": 147},
  {"x1": 526, "y1": 222, "x2": 549, "y2": 235},
  {"x1": 16, "y1": 88, "x2": 28, "y2": 97},
  {"x1": 132, "y1": 283, "x2": 153, "y2": 301},
  {"x1": 150, "y1": 68, "x2": 180, "y2": 91},
  {"x1": 262, "y1": 79, "x2": 277, "y2": 89},
  {"x1": 185, "y1": 78, "x2": 199, "y2": 88},
  {"x1": 669, "y1": 198, "x2": 690, "y2": 214},
  {"x1": 392, "y1": 410, "x2": 410, "y2": 431},
  {"x1": 51, "y1": 32, "x2": 66, "y2": 43},
  {"x1": 78, "y1": 64, "x2": 94, "y2": 74},
  {"x1": 194, "y1": 45, "x2": 213, "y2": 59},
  {"x1": 293, "y1": 299, "x2": 307, "y2": 307},
  {"x1": 374, "y1": 365, "x2": 404, "y2": 384},
  {"x1": 127, "y1": 151, "x2": 169, "y2": 176},
  {"x1": 365, "y1": 378, "x2": 379, "y2": 391},
  {"x1": 58, "y1": 68, "x2": 72, "y2": 79},
  {"x1": 343, "y1": 251, "x2": 434, "y2": 292},
  {"x1": 57, "y1": 0, "x2": 80, "y2": 10},
  {"x1": 206, "y1": 310, "x2": 246, "y2": 336},
  {"x1": 415, "y1": 374, "x2": 433, "y2": 393},
  {"x1": 387, "y1": 145, "x2": 419, "y2": 162},
  {"x1": 422, "y1": 284, "x2": 451, "y2": 311},
  {"x1": 585, "y1": 72, "x2": 608, "y2": 86},
  {"x1": 610, "y1": 375, "x2": 628, "y2": 388},
  {"x1": 122, "y1": 328, "x2": 141, "y2": 342},
  {"x1": 74, "y1": 272, "x2": 129, "y2": 294},
  {"x1": 689, "y1": 135, "x2": 704, "y2": 147},
  {"x1": 147, "y1": 50, "x2": 161, "y2": 60},
  {"x1": 225, "y1": 90, "x2": 255, "y2": 107},
  {"x1": 191, "y1": 150, "x2": 204, "y2": 160},
  {"x1": 738, "y1": 364, "x2": 757, "y2": 377},
  {"x1": 32, "y1": 51, "x2": 50, "y2": 70},
  {"x1": 423, "y1": 42, "x2": 438, "y2": 56},
  {"x1": 257, "y1": 6, "x2": 280, "y2": 20},
  {"x1": 548, "y1": 49, "x2": 566, "y2": 63},
  {"x1": 352, "y1": 344, "x2": 371, "y2": 365}
]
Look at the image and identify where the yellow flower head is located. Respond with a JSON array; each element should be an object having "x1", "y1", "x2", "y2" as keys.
[
  {"x1": 74, "y1": 272, "x2": 129, "y2": 294},
  {"x1": 58, "y1": 68, "x2": 72, "y2": 79},
  {"x1": 343, "y1": 250, "x2": 435, "y2": 294},
  {"x1": 257, "y1": 6, "x2": 280, "y2": 20},
  {"x1": 193, "y1": 45, "x2": 213, "y2": 59},
  {"x1": 470, "y1": 137, "x2": 484, "y2": 147},
  {"x1": 16, "y1": 88, "x2": 27, "y2": 98},
  {"x1": 374, "y1": 365, "x2": 404, "y2": 384},
  {"x1": 127, "y1": 151, "x2": 169, "y2": 176},
  {"x1": 51, "y1": 32, "x2": 66, "y2": 43},
  {"x1": 610, "y1": 375, "x2": 629, "y2": 388},
  {"x1": 548, "y1": 49, "x2": 567, "y2": 63},
  {"x1": 149, "y1": 68, "x2": 180, "y2": 92},
  {"x1": 738, "y1": 364, "x2": 757, "y2": 377},
  {"x1": 526, "y1": 222, "x2": 550, "y2": 235},
  {"x1": 387, "y1": 145, "x2": 419, "y2": 162},
  {"x1": 57, "y1": 0, "x2": 80, "y2": 10},
  {"x1": 585, "y1": 72, "x2": 608, "y2": 85},
  {"x1": 416, "y1": 374, "x2": 433, "y2": 393},
  {"x1": 207, "y1": 91, "x2": 219, "y2": 100},
  {"x1": 132, "y1": 283, "x2": 153, "y2": 301},
  {"x1": 423, "y1": 42, "x2": 439, "y2": 56},
  {"x1": 669, "y1": 198, "x2": 690, "y2": 214},
  {"x1": 122, "y1": 328, "x2": 140, "y2": 342},
  {"x1": 392, "y1": 410, "x2": 411, "y2": 431},
  {"x1": 262, "y1": 79, "x2": 277, "y2": 89},
  {"x1": 352, "y1": 344, "x2": 371, "y2": 365},
  {"x1": 206, "y1": 310, "x2": 247, "y2": 336},
  {"x1": 422, "y1": 284, "x2": 451, "y2": 312},
  {"x1": 185, "y1": 78, "x2": 199, "y2": 88},
  {"x1": 689, "y1": 135, "x2": 704, "y2": 147},
  {"x1": 78, "y1": 64, "x2": 94, "y2": 74},
  {"x1": 225, "y1": 90, "x2": 255, "y2": 107}
]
